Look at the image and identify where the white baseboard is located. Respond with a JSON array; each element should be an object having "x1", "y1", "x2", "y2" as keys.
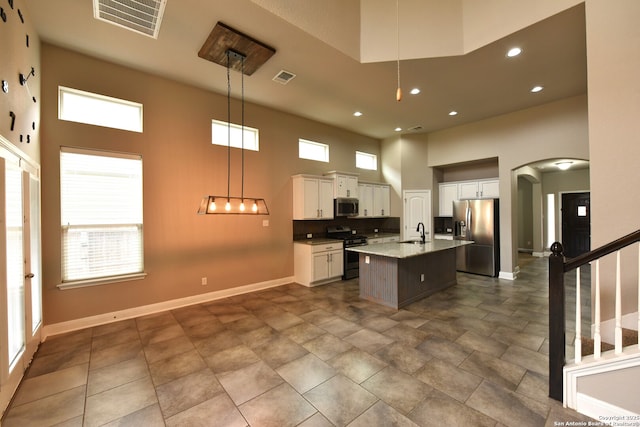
[
  {"x1": 576, "y1": 392, "x2": 638, "y2": 424},
  {"x1": 42, "y1": 275, "x2": 295, "y2": 340},
  {"x1": 591, "y1": 311, "x2": 639, "y2": 344},
  {"x1": 499, "y1": 266, "x2": 519, "y2": 281}
]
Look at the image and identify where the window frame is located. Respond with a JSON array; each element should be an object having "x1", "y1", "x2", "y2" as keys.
[
  {"x1": 58, "y1": 86, "x2": 144, "y2": 133},
  {"x1": 211, "y1": 119, "x2": 259, "y2": 151},
  {"x1": 58, "y1": 147, "x2": 146, "y2": 289},
  {"x1": 356, "y1": 151, "x2": 378, "y2": 170},
  {"x1": 298, "y1": 138, "x2": 329, "y2": 163}
]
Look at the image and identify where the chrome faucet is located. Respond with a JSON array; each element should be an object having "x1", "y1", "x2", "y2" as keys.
[{"x1": 416, "y1": 222, "x2": 426, "y2": 244}]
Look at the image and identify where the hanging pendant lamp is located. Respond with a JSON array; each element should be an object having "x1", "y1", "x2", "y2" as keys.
[
  {"x1": 395, "y1": 0, "x2": 402, "y2": 102},
  {"x1": 197, "y1": 23, "x2": 275, "y2": 215}
]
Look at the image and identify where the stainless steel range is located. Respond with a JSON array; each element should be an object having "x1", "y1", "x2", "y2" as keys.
[{"x1": 327, "y1": 225, "x2": 368, "y2": 279}]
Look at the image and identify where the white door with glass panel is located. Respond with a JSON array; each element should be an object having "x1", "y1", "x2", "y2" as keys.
[{"x1": 0, "y1": 139, "x2": 42, "y2": 415}]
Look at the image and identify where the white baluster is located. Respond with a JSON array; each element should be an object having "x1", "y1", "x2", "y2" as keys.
[
  {"x1": 594, "y1": 260, "x2": 601, "y2": 359},
  {"x1": 615, "y1": 251, "x2": 622, "y2": 354},
  {"x1": 575, "y1": 267, "x2": 582, "y2": 363}
]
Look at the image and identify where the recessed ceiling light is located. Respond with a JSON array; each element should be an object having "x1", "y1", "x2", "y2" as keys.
[
  {"x1": 507, "y1": 47, "x2": 522, "y2": 57},
  {"x1": 410, "y1": 88, "x2": 421, "y2": 95},
  {"x1": 353, "y1": 111, "x2": 363, "y2": 117},
  {"x1": 531, "y1": 85, "x2": 544, "y2": 93},
  {"x1": 449, "y1": 111, "x2": 458, "y2": 116},
  {"x1": 394, "y1": 127, "x2": 402, "y2": 132}
]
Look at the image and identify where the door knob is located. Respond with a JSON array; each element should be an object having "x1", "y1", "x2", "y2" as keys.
[{"x1": 25, "y1": 273, "x2": 35, "y2": 279}]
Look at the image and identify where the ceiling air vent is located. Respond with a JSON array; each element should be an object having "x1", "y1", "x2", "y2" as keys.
[
  {"x1": 93, "y1": 0, "x2": 167, "y2": 39},
  {"x1": 407, "y1": 125, "x2": 423, "y2": 132},
  {"x1": 273, "y1": 70, "x2": 297, "y2": 85}
]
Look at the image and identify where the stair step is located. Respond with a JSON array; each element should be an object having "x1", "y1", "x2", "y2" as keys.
[{"x1": 581, "y1": 328, "x2": 638, "y2": 357}]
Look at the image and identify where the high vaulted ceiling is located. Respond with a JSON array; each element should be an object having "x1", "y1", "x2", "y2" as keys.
[{"x1": 24, "y1": 0, "x2": 587, "y2": 140}]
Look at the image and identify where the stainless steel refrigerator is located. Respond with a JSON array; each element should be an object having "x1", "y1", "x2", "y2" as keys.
[{"x1": 453, "y1": 199, "x2": 500, "y2": 277}]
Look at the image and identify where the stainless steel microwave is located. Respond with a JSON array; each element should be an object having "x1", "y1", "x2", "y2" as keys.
[{"x1": 334, "y1": 198, "x2": 359, "y2": 217}]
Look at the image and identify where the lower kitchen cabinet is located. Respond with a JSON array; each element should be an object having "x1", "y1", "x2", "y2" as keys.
[{"x1": 294, "y1": 242, "x2": 344, "y2": 287}]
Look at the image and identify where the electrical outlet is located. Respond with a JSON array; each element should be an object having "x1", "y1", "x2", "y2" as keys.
[
  {"x1": 307, "y1": 233, "x2": 313, "y2": 239},
  {"x1": 365, "y1": 256, "x2": 370, "y2": 264},
  {"x1": 374, "y1": 228, "x2": 379, "y2": 233},
  {"x1": 420, "y1": 273, "x2": 425, "y2": 282},
  {"x1": 201, "y1": 277, "x2": 208, "y2": 286},
  {"x1": 262, "y1": 219, "x2": 269, "y2": 227},
  {"x1": 352, "y1": 230, "x2": 356, "y2": 234}
]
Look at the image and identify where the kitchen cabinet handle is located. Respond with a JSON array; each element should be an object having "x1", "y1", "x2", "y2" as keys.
[{"x1": 25, "y1": 273, "x2": 35, "y2": 279}]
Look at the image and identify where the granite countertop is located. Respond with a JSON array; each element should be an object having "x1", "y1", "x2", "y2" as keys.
[
  {"x1": 346, "y1": 239, "x2": 473, "y2": 259},
  {"x1": 365, "y1": 232, "x2": 400, "y2": 239},
  {"x1": 293, "y1": 238, "x2": 342, "y2": 245}
]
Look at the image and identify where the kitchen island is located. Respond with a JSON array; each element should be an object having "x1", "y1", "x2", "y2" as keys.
[{"x1": 347, "y1": 239, "x2": 473, "y2": 309}]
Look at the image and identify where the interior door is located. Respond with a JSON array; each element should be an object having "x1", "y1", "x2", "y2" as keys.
[
  {"x1": 0, "y1": 140, "x2": 42, "y2": 415},
  {"x1": 403, "y1": 190, "x2": 432, "y2": 241},
  {"x1": 561, "y1": 192, "x2": 591, "y2": 258}
]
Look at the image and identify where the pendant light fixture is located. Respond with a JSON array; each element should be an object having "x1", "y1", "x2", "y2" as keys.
[
  {"x1": 197, "y1": 22, "x2": 275, "y2": 215},
  {"x1": 395, "y1": 0, "x2": 402, "y2": 102}
]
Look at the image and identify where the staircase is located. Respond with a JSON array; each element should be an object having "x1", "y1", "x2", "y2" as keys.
[{"x1": 548, "y1": 229, "x2": 640, "y2": 420}]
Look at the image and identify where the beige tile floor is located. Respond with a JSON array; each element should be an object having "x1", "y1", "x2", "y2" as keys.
[{"x1": 2, "y1": 254, "x2": 596, "y2": 426}]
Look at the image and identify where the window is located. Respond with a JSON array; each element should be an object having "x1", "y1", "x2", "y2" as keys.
[
  {"x1": 212, "y1": 120, "x2": 259, "y2": 151},
  {"x1": 58, "y1": 86, "x2": 143, "y2": 132},
  {"x1": 60, "y1": 147, "x2": 144, "y2": 288},
  {"x1": 356, "y1": 151, "x2": 377, "y2": 170},
  {"x1": 299, "y1": 139, "x2": 329, "y2": 162}
]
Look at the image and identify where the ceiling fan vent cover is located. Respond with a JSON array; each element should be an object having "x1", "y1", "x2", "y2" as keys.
[
  {"x1": 273, "y1": 70, "x2": 297, "y2": 85},
  {"x1": 93, "y1": 0, "x2": 167, "y2": 39}
]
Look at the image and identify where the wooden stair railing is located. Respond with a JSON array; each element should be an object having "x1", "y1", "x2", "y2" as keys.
[{"x1": 548, "y1": 229, "x2": 640, "y2": 402}]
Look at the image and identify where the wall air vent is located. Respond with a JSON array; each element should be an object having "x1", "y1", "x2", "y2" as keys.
[
  {"x1": 93, "y1": 0, "x2": 167, "y2": 39},
  {"x1": 273, "y1": 70, "x2": 297, "y2": 85}
]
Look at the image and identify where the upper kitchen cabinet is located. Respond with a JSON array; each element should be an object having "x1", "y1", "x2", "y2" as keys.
[
  {"x1": 456, "y1": 179, "x2": 500, "y2": 200},
  {"x1": 325, "y1": 171, "x2": 358, "y2": 198},
  {"x1": 439, "y1": 179, "x2": 499, "y2": 215},
  {"x1": 292, "y1": 174, "x2": 334, "y2": 219},
  {"x1": 439, "y1": 183, "x2": 458, "y2": 216},
  {"x1": 358, "y1": 182, "x2": 390, "y2": 217}
]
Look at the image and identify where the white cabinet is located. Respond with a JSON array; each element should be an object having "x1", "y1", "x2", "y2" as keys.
[
  {"x1": 438, "y1": 183, "x2": 458, "y2": 216},
  {"x1": 294, "y1": 242, "x2": 344, "y2": 286},
  {"x1": 383, "y1": 235, "x2": 400, "y2": 243},
  {"x1": 457, "y1": 179, "x2": 499, "y2": 200},
  {"x1": 325, "y1": 171, "x2": 358, "y2": 198},
  {"x1": 358, "y1": 182, "x2": 390, "y2": 217},
  {"x1": 292, "y1": 175, "x2": 334, "y2": 220},
  {"x1": 439, "y1": 179, "x2": 499, "y2": 208},
  {"x1": 478, "y1": 180, "x2": 499, "y2": 198},
  {"x1": 373, "y1": 184, "x2": 390, "y2": 217}
]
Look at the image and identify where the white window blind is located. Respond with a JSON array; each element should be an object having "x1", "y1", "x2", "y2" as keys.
[{"x1": 60, "y1": 148, "x2": 144, "y2": 285}]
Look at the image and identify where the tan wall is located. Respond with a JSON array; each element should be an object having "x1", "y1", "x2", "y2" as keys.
[
  {"x1": 40, "y1": 44, "x2": 381, "y2": 325},
  {"x1": 585, "y1": 0, "x2": 640, "y2": 320},
  {"x1": 0, "y1": 0, "x2": 40, "y2": 162},
  {"x1": 391, "y1": 95, "x2": 589, "y2": 275}
]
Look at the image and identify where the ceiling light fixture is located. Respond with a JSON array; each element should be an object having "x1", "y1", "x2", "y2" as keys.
[
  {"x1": 449, "y1": 111, "x2": 458, "y2": 116},
  {"x1": 197, "y1": 23, "x2": 274, "y2": 215},
  {"x1": 531, "y1": 85, "x2": 544, "y2": 93},
  {"x1": 507, "y1": 47, "x2": 522, "y2": 57},
  {"x1": 353, "y1": 111, "x2": 363, "y2": 117},
  {"x1": 394, "y1": 127, "x2": 402, "y2": 132},
  {"x1": 395, "y1": 0, "x2": 402, "y2": 102},
  {"x1": 555, "y1": 161, "x2": 573, "y2": 170},
  {"x1": 410, "y1": 88, "x2": 420, "y2": 95}
]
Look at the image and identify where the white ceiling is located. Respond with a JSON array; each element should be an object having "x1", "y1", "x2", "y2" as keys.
[{"x1": 24, "y1": 0, "x2": 587, "y2": 140}]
